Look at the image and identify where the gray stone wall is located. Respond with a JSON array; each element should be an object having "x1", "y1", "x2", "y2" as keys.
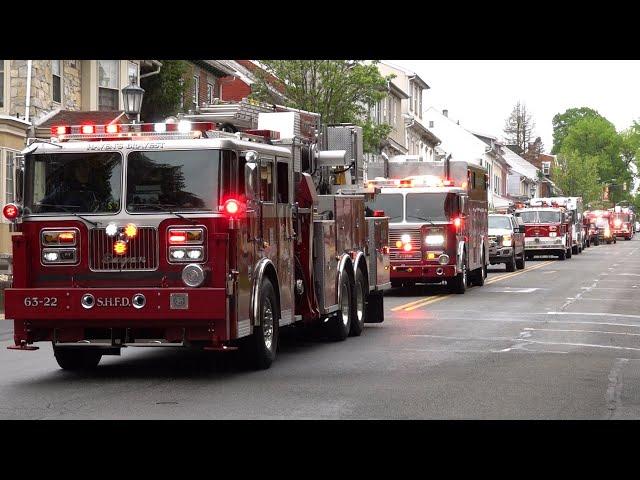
[{"x1": 9, "y1": 60, "x2": 82, "y2": 123}]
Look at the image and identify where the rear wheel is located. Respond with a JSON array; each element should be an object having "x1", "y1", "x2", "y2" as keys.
[
  {"x1": 566, "y1": 247, "x2": 572, "y2": 259},
  {"x1": 327, "y1": 272, "x2": 353, "y2": 341},
  {"x1": 558, "y1": 250, "x2": 566, "y2": 261},
  {"x1": 53, "y1": 347, "x2": 102, "y2": 371},
  {"x1": 349, "y1": 268, "x2": 367, "y2": 337},
  {"x1": 572, "y1": 245, "x2": 579, "y2": 255}
]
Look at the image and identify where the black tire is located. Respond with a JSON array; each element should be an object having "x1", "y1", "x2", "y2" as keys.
[
  {"x1": 390, "y1": 280, "x2": 402, "y2": 289},
  {"x1": 472, "y1": 252, "x2": 486, "y2": 286},
  {"x1": 572, "y1": 245, "x2": 578, "y2": 255},
  {"x1": 449, "y1": 252, "x2": 467, "y2": 294},
  {"x1": 349, "y1": 268, "x2": 367, "y2": 336},
  {"x1": 566, "y1": 247, "x2": 572, "y2": 259},
  {"x1": 245, "y1": 278, "x2": 279, "y2": 370},
  {"x1": 526, "y1": 253, "x2": 534, "y2": 260},
  {"x1": 516, "y1": 252, "x2": 525, "y2": 270},
  {"x1": 327, "y1": 272, "x2": 353, "y2": 341},
  {"x1": 558, "y1": 250, "x2": 566, "y2": 261},
  {"x1": 365, "y1": 291, "x2": 384, "y2": 323},
  {"x1": 626, "y1": 236, "x2": 631, "y2": 241},
  {"x1": 53, "y1": 347, "x2": 102, "y2": 371},
  {"x1": 505, "y1": 251, "x2": 516, "y2": 272}
]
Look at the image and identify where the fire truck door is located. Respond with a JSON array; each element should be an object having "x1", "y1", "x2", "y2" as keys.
[{"x1": 276, "y1": 158, "x2": 294, "y2": 326}]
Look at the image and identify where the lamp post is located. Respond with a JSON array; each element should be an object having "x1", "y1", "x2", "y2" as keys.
[{"x1": 122, "y1": 81, "x2": 145, "y2": 123}]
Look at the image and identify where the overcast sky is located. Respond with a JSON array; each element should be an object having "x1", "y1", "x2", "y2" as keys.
[{"x1": 389, "y1": 60, "x2": 640, "y2": 153}]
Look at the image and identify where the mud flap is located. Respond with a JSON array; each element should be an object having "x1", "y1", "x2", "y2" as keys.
[{"x1": 364, "y1": 291, "x2": 384, "y2": 323}]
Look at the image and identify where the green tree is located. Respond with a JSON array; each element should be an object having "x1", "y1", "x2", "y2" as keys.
[
  {"x1": 551, "y1": 107, "x2": 601, "y2": 154},
  {"x1": 140, "y1": 60, "x2": 192, "y2": 122},
  {"x1": 250, "y1": 60, "x2": 393, "y2": 153},
  {"x1": 552, "y1": 149, "x2": 601, "y2": 203},
  {"x1": 559, "y1": 115, "x2": 630, "y2": 202}
]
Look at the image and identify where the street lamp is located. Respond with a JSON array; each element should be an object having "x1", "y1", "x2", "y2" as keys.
[{"x1": 122, "y1": 81, "x2": 145, "y2": 123}]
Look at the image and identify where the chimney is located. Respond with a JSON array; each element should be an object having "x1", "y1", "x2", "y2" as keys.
[{"x1": 443, "y1": 109, "x2": 448, "y2": 117}]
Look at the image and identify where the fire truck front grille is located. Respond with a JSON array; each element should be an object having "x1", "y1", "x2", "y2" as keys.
[
  {"x1": 89, "y1": 227, "x2": 158, "y2": 272},
  {"x1": 389, "y1": 228, "x2": 423, "y2": 262}
]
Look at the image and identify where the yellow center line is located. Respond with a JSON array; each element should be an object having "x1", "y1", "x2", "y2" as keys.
[
  {"x1": 390, "y1": 259, "x2": 555, "y2": 312},
  {"x1": 485, "y1": 260, "x2": 553, "y2": 285},
  {"x1": 404, "y1": 295, "x2": 448, "y2": 311}
]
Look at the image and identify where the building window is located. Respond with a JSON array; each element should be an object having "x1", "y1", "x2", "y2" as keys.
[
  {"x1": 128, "y1": 61, "x2": 138, "y2": 85},
  {"x1": 52, "y1": 60, "x2": 62, "y2": 104},
  {"x1": 192, "y1": 75, "x2": 199, "y2": 108},
  {"x1": 207, "y1": 83, "x2": 214, "y2": 104},
  {"x1": 1, "y1": 60, "x2": 5, "y2": 110},
  {"x1": 429, "y1": 120, "x2": 434, "y2": 128},
  {"x1": 98, "y1": 60, "x2": 120, "y2": 111},
  {"x1": 5, "y1": 149, "x2": 14, "y2": 204}
]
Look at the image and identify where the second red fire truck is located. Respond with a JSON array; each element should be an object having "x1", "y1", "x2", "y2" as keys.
[
  {"x1": 515, "y1": 200, "x2": 573, "y2": 260},
  {"x1": 2, "y1": 99, "x2": 391, "y2": 370},
  {"x1": 366, "y1": 157, "x2": 489, "y2": 294}
]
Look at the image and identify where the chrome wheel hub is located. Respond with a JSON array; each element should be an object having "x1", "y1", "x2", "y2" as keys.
[{"x1": 263, "y1": 299, "x2": 274, "y2": 351}]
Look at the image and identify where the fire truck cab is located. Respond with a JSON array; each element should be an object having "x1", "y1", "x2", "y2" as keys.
[
  {"x1": 515, "y1": 202, "x2": 573, "y2": 260},
  {"x1": 531, "y1": 196, "x2": 584, "y2": 254},
  {"x1": 610, "y1": 206, "x2": 634, "y2": 240},
  {"x1": 366, "y1": 158, "x2": 489, "y2": 294},
  {"x1": 2, "y1": 100, "x2": 391, "y2": 370}
]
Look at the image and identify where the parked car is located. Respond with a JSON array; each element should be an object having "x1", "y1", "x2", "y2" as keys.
[{"x1": 488, "y1": 213, "x2": 526, "y2": 271}]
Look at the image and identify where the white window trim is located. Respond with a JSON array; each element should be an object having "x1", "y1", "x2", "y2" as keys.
[
  {"x1": 207, "y1": 83, "x2": 214, "y2": 104},
  {"x1": 1, "y1": 148, "x2": 19, "y2": 223},
  {"x1": 192, "y1": 75, "x2": 199, "y2": 106},
  {"x1": 52, "y1": 60, "x2": 63, "y2": 105},
  {"x1": 97, "y1": 60, "x2": 120, "y2": 111},
  {"x1": 1, "y1": 60, "x2": 9, "y2": 113}
]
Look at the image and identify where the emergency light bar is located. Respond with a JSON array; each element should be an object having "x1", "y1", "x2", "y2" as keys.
[
  {"x1": 50, "y1": 121, "x2": 216, "y2": 142},
  {"x1": 367, "y1": 175, "x2": 455, "y2": 189}
]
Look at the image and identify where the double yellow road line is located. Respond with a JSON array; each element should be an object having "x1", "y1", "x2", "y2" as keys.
[{"x1": 390, "y1": 260, "x2": 554, "y2": 312}]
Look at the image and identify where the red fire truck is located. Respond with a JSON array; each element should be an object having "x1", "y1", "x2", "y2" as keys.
[
  {"x1": 610, "y1": 206, "x2": 634, "y2": 240},
  {"x1": 365, "y1": 157, "x2": 489, "y2": 294},
  {"x1": 515, "y1": 200, "x2": 573, "y2": 260},
  {"x1": 530, "y1": 197, "x2": 585, "y2": 254},
  {"x1": 2, "y1": 100, "x2": 391, "y2": 370}
]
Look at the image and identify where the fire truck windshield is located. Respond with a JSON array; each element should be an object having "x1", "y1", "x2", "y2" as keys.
[
  {"x1": 406, "y1": 193, "x2": 456, "y2": 222},
  {"x1": 366, "y1": 194, "x2": 403, "y2": 221},
  {"x1": 24, "y1": 152, "x2": 122, "y2": 214},
  {"x1": 126, "y1": 150, "x2": 220, "y2": 212},
  {"x1": 516, "y1": 210, "x2": 561, "y2": 224}
]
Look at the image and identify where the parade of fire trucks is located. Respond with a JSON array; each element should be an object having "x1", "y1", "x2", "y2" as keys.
[{"x1": 0, "y1": 98, "x2": 635, "y2": 371}]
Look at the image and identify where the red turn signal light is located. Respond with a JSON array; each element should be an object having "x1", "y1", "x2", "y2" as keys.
[
  {"x1": 222, "y1": 198, "x2": 245, "y2": 219},
  {"x1": 373, "y1": 210, "x2": 385, "y2": 217},
  {"x1": 3, "y1": 203, "x2": 21, "y2": 221},
  {"x1": 453, "y1": 217, "x2": 462, "y2": 229}
]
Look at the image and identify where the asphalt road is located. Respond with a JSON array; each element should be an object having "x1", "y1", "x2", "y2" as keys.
[{"x1": 2, "y1": 237, "x2": 640, "y2": 419}]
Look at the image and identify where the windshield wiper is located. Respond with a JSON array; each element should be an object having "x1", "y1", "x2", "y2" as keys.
[
  {"x1": 34, "y1": 203, "x2": 99, "y2": 227},
  {"x1": 128, "y1": 203, "x2": 199, "y2": 225},
  {"x1": 409, "y1": 215, "x2": 437, "y2": 226}
]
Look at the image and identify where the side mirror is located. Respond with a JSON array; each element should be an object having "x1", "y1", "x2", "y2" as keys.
[{"x1": 244, "y1": 159, "x2": 258, "y2": 202}]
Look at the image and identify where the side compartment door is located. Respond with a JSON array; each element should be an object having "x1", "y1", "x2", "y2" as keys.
[
  {"x1": 258, "y1": 156, "x2": 279, "y2": 290},
  {"x1": 276, "y1": 157, "x2": 294, "y2": 326}
]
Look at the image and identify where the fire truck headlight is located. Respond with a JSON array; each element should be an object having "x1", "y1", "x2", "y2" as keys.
[
  {"x1": 43, "y1": 251, "x2": 59, "y2": 262},
  {"x1": 105, "y1": 223, "x2": 118, "y2": 237},
  {"x1": 438, "y1": 254, "x2": 450, "y2": 265},
  {"x1": 425, "y1": 234, "x2": 445, "y2": 246},
  {"x1": 182, "y1": 264, "x2": 205, "y2": 287},
  {"x1": 502, "y1": 235, "x2": 512, "y2": 246},
  {"x1": 187, "y1": 248, "x2": 203, "y2": 260},
  {"x1": 170, "y1": 248, "x2": 186, "y2": 260}
]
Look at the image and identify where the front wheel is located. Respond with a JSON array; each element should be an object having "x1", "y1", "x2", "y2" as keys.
[
  {"x1": 449, "y1": 253, "x2": 467, "y2": 294},
  {"x1": 53, "y1": 347, "x2": 102, "y2": 371},
  {"x1": 566, "y1": 247, "x2": 572, "y2": 259},
  {"x1": 558, "y1": 250, "x2": 566, "y2": 261},
  {"x1": 472, "y1": 253, "x2": 486, "y2": 286},
  {"x1": 244, "y1": 278, "x2": 279, "y2": 370},
  {"x1": 505, "y1": 251, "x2": 516, "y2": 272},
  {"x1": 516, "y1": 252, "x2": 525, "y2": 270}
]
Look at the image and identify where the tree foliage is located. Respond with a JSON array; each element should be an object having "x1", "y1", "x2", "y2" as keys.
[
  {"x1": 503, "y1": 101, "x2": 536, "y2": 154},
  {"x1": 250, "y1": 60, "x2": 393, "y2": 153},
  {"x1": 140, "y1": 60, "x2": 192, "y2": 123},
  {"x1": 552, "y1": 150, "x2": 601, "y2": 203},
  {"x1": 551, "y1": 107, "x2": 601, "y2": 154}
]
